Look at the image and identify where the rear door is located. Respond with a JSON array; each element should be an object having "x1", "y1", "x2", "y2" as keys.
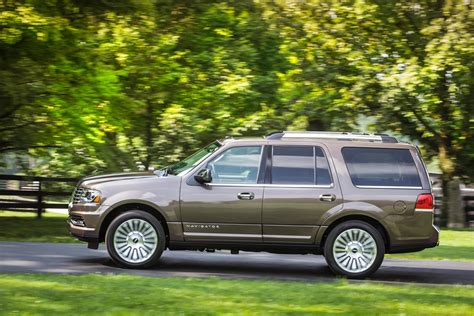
[{"x1": 262, "y1": 145, "x2": 343, "y2": 243}]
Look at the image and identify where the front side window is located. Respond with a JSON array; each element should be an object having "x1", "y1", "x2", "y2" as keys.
[
  {"x1": 208, "y1": 146, "x2": 262, "y2": 184},
  {"x1": 342, "y1": 147, "x2": 422, "y2": 187}
]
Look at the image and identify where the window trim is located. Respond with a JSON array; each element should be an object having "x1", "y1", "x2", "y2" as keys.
[
  {"x1": 355, "y1": 185, "x2": 423, "y2": 190},
  {"x1": 315, "y1": 146, "x2": 334, "y2": 187},
  {"x1": 341, "y1": 146, "x2": 423, "y2": 189},
  {"x1": 206, "y1": 183, "x2": 333, "y2": 188},
  {"x1": 258, "y1": 145, "x2": 271, "y2": 184}
]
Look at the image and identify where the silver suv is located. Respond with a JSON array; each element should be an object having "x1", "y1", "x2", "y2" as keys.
[{"x1": 68, "y1": 131, "x2": 439, "y2": 278}]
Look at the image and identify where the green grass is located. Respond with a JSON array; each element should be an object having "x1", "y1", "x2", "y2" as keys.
[
  {"x1": 0, "y1": 211, "x2": 78, "y2": 243},
  {"x1": 387, "y1": 229, "x2": 474, "y2": 261},
  {"x1": 0, "y1": 274, "x2": 472, "y2": 315},
  {"x1": 0, "y1": 211, "x2": 472, "y2": 261}
]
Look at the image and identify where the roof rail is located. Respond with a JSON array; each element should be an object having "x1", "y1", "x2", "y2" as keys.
[
  {"x1": 265, "y1": 131, "x2": 398, "y2": 143},
  {"x1": 265, "y1": 131, "x2": 284, "y2": 140}
]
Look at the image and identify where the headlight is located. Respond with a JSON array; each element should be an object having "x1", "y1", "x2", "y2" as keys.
[{"x1": 73, "y1": 188, "x2": 101, "y2": 204}]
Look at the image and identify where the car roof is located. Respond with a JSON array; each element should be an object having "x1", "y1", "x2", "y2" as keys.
[
  {"x1": 219, "y1": 131, "x2": 415, "y2": 149},
  {"x1": 221, "y1": 137, "x2": 415, "y2": 148}
]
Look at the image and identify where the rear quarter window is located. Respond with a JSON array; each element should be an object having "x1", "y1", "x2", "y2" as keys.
[{"x1": 342, "y1": 147, "x2": 422, "y2": 188}]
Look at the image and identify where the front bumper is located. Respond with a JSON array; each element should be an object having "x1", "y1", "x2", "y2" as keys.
[
  {"x1": 67, "y1": 203, "x2": 106, "y2": 242},
  {"x1": 67, "y1": 219, "x2": 98, "y2": 241}
]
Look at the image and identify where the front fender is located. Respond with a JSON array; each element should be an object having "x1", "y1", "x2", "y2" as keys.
[{"x1": 101, "y1": 192, "x2": 179, "y2": 223}]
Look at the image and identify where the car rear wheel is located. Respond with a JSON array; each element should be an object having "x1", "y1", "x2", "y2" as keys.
[
  {"x1": 105, "y1": 210, "x2": 166, "y2": 268},
  {"x1": 324, "y1": 220, "x2": 385, "y2": 278}
]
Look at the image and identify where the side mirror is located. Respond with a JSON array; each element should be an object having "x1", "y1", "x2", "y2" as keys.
[{"x1": 194, "y1": 168, "x2": 212, "y2": 184}]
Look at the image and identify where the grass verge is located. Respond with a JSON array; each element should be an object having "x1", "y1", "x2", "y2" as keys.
[
  {"x1": 387, "y1": 229, "x2": 474, "y2": 261},
  {"x1": 0, "y1": 274, "x2": 473, "y2": 315},
  {"x1": 1, "y1": 211, "x2": 473, "y2": 261},
  {"x1": 0, "y1": 211, "x2": 78, "y2": 243}
]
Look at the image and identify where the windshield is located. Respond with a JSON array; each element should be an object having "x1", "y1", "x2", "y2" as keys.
[{"x1": 167, "y1": 141, "x2": 222, "y2": 176}]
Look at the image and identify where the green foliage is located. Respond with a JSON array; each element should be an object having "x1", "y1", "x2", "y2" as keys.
[
  {"x1": 0, "y1": 0, "x2": 472, "y2": 182},
  {"x1": 358, "y1": 1, "x2": 473, "y2": 180}
]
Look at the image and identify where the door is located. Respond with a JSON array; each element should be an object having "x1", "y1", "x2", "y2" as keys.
[
  {"x1": 180, "y1": 145, "x2": 264, "y2": 242},
  {"x1": 262, "y1": 145, "x2": 342, "y2": 243}
]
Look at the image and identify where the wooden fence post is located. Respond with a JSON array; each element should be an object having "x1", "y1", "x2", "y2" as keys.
[{"x1": 37, "y1": 180, "x2": 42, "y2": 219}]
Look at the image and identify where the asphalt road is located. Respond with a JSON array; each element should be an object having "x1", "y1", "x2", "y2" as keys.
[{"x1": 1, "y1": 242, "x2": 473, "y2": 285}]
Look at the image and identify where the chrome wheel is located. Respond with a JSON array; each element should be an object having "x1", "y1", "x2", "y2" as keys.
[
  {"x1": 113, "y1": 219, "x2": 158, "y2": 264},
  {"x1": 332, "y1": 228, "x2": 377, "y2": 273}
]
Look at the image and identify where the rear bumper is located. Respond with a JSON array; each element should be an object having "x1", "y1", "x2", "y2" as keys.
[{"x1": 388, "y1": 225, "x2": 439, "y2": 253}]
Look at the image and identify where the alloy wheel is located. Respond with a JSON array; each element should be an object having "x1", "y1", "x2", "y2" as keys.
[
  {"x1": 113, "y1": 218, "x2": 158, "y2": 264},
  {"x1": 332, "y1": 228, "x2": 377, "y2": 273}
]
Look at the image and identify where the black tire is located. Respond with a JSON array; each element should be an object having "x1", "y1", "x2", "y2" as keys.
[
  {"x1": 105, "y1": 210, "x2": 166, "y2": 268},
  {"x1": 323, "y1": 220, "x2": 385, "y2": 279}
]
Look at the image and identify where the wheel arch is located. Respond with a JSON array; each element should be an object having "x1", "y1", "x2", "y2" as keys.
[
  {"x1": 320, "y1": 215, "x2": 390, "y2": 251},
  {"x1": 99, "y1": 203, "x2": 170, "y2": 243}
]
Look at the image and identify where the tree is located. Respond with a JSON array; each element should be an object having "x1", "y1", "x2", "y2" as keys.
[
  {"x1": 0, "y1": 2, "x2": 66, "y2": 154},
  {"x1": 0, "y1": 0, "x2": 472, "y2": 227},
  {"x1": 261, "y1": 0, "x2": 473, "y2": 225},
  {"x1": 353, "y1": 0, "x2": 473, "y2": 225}
]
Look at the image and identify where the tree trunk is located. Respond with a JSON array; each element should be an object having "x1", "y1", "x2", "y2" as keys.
[
  {"x1": 144, "y1": 101, "x2": 153, "y2": 171},
  {"x1": 438, "y1": 141, "x2": 464, "y2": 227},
  {"x1": 439, "y1": 174, "x2": 466, "y2": 228},
  {"x1": 447, "y1": 177, "x2": 465, "y2": 228}
]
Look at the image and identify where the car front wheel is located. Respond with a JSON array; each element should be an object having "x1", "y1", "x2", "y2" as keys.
[
  {"x1": 105, "y1": 210, "x2": 166, "y2": 268},
  {"x1": 324, "y1": 220, "x2": 385, "y2": 278}
]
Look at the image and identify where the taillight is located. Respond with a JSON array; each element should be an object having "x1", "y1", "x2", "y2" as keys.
[{"x1": 415, "y1": 193, "x2": 434, "y2": 209}]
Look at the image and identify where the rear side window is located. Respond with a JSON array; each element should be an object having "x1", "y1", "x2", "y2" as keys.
[
  {"x1": 272, "y1": 146, "x2": 314, "y2": 184},
  {"x1": 342, "y1": 147, "x2": 422, "y2": 188},
  {"x1": 271, "y1": 146, "x2": 332, "y2": 185}
]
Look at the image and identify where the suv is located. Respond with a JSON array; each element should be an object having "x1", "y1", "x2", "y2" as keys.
[{"x1": 68, "y1": 131, "x2": 439, "y2": 278}]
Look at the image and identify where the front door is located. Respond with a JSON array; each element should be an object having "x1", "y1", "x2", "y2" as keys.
[
  {"x1": 262, "y1": 145, "x2": 343, "y2": 244},
  {"x1": 180, "y1": 145, "x2": 264, "y2": 242}
]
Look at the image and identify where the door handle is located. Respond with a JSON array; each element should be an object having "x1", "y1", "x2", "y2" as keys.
[
  {"x1": 237, "y1": 192, "x2": 255, "y2": 200},
  {"x1": 319, "y1": 194, "x2": 336, "y2": 202}
]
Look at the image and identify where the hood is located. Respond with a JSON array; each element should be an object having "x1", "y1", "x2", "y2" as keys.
[{"x1": 79, "y1": 172, "x2": 156, "y2": 187}]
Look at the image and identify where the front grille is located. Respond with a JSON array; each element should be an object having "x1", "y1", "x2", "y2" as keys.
[{"x1": 71, "y1": 187, "x2": 84, "y2": 204}]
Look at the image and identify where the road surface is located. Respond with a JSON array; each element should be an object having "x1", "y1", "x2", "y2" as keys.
[{"x1": 1, "y1": 242, "x2": 473, "y2": 285}]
